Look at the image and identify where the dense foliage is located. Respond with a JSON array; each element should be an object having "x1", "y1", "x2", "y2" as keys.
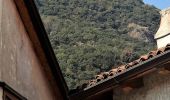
[{"x1": 35, "y1": 0, "x2": 160, "y2": 89}]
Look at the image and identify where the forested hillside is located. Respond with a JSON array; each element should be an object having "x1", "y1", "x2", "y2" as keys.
[{"x1": 35, "y1": 0, "x2": 160, "y2": 89}]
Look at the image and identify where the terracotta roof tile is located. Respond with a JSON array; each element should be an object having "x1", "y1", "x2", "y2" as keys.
[
  {"x1": 148, "y1": 51, "x2": 157, "y2": 59},
  {"x1": 109, "y1": 68, "x2": 117, "y2": 76},
  {"x1": 165, "y1": 44, "x2": 170, "y2": 51},
  {"x1": 139, "y1": 55, "x2": 148, "y2": 61},
  {"x1": 78, "y1": 44, "x2": 170, "y2": 90},
  {"x1": 117, "y1": 65, "x2": 126, "y2": 73}
]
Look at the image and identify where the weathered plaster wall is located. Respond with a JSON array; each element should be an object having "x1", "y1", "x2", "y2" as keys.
[
  {"x1": 113, "y1": 70, "x2": 170, "y2": 100},
  {"x1": 155, "y1": 8, "x2": 170, "y2": 48},
  {"x1": 0, "y1": 88, "x2": 3, "y2": 100},
  {"x1": 0, "y1": 0, "x2": 58, "y2": 100},
  {"x1": 157, "y1": 34, "x2": 170, "y2": 49}
]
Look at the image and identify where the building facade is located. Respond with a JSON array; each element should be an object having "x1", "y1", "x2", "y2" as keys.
[{"x1": 0, "y1": 0, "x2": 68, "y2": 100}]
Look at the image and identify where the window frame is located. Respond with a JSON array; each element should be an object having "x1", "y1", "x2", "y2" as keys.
[{"x1": 0, "y1": 82, "x2": 27, "y2": 100}]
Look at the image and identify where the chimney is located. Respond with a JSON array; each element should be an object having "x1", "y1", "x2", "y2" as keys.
[{"x1": 155, "y1": 7, "x2": 170, "y2": 49}]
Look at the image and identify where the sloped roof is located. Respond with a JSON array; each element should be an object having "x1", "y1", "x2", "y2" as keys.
[
  {"x1": 68, "y1": 44, "x2": 170, "y2": 99},
  {"x1": 76, "y1": 43, "x2": 170, "y2": 90},
  {"x1": 13, "y1": 0, "x2": 69, "y2": 99}
]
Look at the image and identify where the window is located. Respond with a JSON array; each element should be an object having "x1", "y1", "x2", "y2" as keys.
[
  {"x1": 0, "y1": 82, "x2": 26, "y2": 100},
  {"x1": 4, "y1": 91, "x2": 19, "y2": 100},
  {"x1": 5, "y1": 96, "x2": 11, "y2": 100}
]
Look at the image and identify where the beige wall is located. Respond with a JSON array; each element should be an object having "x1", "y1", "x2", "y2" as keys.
[
  {"x1": 0, "y1": 87, "x2": 3, "y2": 100},
  {"x1": 0, "y1": 0, "x2": 59, "y2": 100},
  {"x1": 157, "y1": 34, "x2": 170, "y2": 49},
  {"x1": 113, "y1": 70, "x2": 170, "y2": 100},
  {"x1": 155, "y1": 8, "x2": 170, "y2": 48}
]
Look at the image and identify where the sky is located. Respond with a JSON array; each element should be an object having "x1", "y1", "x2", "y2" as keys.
[{"x1": 143, "y1": 0, "x2": 170, "y2": 9}]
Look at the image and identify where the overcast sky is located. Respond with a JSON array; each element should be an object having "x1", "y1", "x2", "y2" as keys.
[{"x1": 143, "y1": 0, "x2": 170, "y2": 9}]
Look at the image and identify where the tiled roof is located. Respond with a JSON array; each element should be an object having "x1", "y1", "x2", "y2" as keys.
[{"x1": 77, "y1": 44, "x2": 170, "y2": 90}]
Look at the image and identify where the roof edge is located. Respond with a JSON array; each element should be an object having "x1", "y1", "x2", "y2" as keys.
[
  {"x1": 70, "y1": 50, "x2": 170, "y2": 99},
  {"x1": 13, "y1": 0, "x2": 69, "y2": 99}
]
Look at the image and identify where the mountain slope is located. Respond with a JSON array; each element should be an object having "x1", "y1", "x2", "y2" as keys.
[{"x1": 35, "y1": 0, "x2": 160, "y2": 89}]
